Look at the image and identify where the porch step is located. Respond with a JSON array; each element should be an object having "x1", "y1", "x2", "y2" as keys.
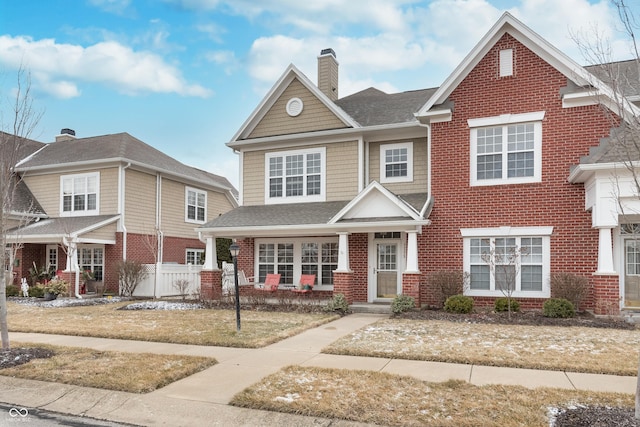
[{"x1": 349, "y1": 303, "x2": 391, "y2": 314}]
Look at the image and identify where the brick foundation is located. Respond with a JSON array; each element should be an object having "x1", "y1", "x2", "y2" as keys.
[
  {"x1": 402, "y1": 273, "x2": 422, "y2": 307},
  {"x1": 200, "y1": 269, "x2": 222, "y2": 300}
]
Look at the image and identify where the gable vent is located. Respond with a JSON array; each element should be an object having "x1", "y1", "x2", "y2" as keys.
[{"x1": 499, "y1": 49, "x2": 513, "y2": 77}]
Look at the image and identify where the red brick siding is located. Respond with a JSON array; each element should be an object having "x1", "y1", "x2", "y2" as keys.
[
  {"x1": 424, "y1": 34, "x2": 615, "y2": 311},
  {"x1": 349, "y1": 233, "x2": 369, "y2": 303},
  {"x1": 402, "y1": 273, "x2": 421, "y2": 306},
  {"x1": 200, "y1": 269, "x2": 222, "y2": 300}
]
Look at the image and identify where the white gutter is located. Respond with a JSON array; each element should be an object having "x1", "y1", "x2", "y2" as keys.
[
  {"x1": 120, "y1": 163, "x2": 131, "y2": 260},
  {"x1": 419, "y1": 122, "x2": 434, "y2": 218},
  {"x1": 16, "y1": 157, "x2": 234, "y2": 193},
  {"x1": 227, "y1": 121, "x2": 423, "y2": 149},
  {"x1": 63, "y1": 236, "x2": 82, "y2": 299}
]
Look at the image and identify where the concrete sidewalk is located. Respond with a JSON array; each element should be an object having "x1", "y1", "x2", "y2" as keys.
[{"x1": 0, "y1": 313, "x2": 636, "y2": 426}]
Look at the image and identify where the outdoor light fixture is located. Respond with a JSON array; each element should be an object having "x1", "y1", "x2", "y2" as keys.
[{"x1": 230, "y1": 242, "x2": 241, "y2": 332}]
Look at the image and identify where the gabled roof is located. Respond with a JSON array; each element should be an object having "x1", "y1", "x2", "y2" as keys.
[
  {"x1": 16, "y1": 132, "x2": 235, "y2": 193},
  {"x1": 329, "y1": 181, "x2": 423, "y2": 223},
  {"x1": 230, "y1": 64, "x2": 359, "y2": 142},
  {"x1": 6, "y1": 215, "x2": 119, "y2": 243},
  {"x1": 335, "y1": 88, "x2": 436, "y2": 126},
  {"x1": 9, "y1": 178, "x2": 46, "y2": 216},
  {"x1": 416, "y1": 12, "x2": 640, "y2": 120}
]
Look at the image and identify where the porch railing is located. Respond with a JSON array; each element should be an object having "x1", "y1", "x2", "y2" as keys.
[{"x1": 132, "y1": 263, "x2": 202, "y2": 298}]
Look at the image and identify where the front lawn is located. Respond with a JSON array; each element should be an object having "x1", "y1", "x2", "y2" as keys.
[
  {"x1": 7, "y1": 300, "x2": 339, "y2": 348},
  {"x1": 324, "y1": 318, "x2": 640, "y2": 375}
]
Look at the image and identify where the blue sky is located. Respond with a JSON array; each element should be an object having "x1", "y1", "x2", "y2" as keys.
[{"x1": 1, "y1": 0, "x2": 638, "y2": 189}]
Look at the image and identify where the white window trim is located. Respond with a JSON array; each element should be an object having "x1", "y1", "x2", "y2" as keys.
[
  {"x1": 60, "y1": 172, "x2": 100, "y2": 217},
  {"x1": 185, "y1": 187, "x2": 207, "y2": 224},
  {"x1": 46, "y1": 245, "x2": 58, "y2": 271},
  {"x1": 469, "y1": 112, "x2": 545, "y2": 187},
  {"x1": 186, "y1": 248, "x2": 205, "y2": 265},
  {"x1": 461, "y1": 226, "x2": 552, "y2": 298},
  {"x1": 264, "y1": 147, "x2": 326, "y2": 204},
  {"x1": 254, "y1": 237, "x2": 338, "y2": 289},
  {"x1": 380, "y1": 142, "x2": 413, "y2": 183}
]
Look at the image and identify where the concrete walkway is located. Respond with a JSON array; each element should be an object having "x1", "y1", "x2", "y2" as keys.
[{"x1": 0, "y1": 313, "x2": 636, "y2": 426}]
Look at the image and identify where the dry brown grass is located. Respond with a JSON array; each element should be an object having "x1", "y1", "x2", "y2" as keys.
[
  {"x1": 323, "y1": 319, "x2": 640, "y2": 375},
  {"x1": 7, "y1": 302, "x2": 338, "y2": 348},
  {"x1": 2, "y1": 342, "x2": 216, "y2": 393},
  {"x1": 231, "y1": 366, "x2": 634, "y2": 427}
]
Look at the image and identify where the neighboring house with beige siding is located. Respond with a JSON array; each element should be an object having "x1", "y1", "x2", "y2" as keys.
[{"x1": 6, "y1": 129, "x2": 237, "y2": 295}]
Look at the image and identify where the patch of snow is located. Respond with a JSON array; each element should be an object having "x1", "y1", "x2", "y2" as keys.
[
  {"x1": 274, "y1": 393, "x2": 300, "y2": 403},
  {"x1": 120, "y1": 301, "x2": 204, "y2": 310}
]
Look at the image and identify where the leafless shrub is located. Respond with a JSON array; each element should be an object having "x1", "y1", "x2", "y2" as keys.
[
  {"x1": 430, "y1": 271, "x2": 470, "y2": 307},
  {"x1": 551, "y1": 273, "x2": 590, "y2": 312},
  {"x1": 173, "y1": 279, "x2": 190, "y2": 301},
  {"x1": 116, "y1": 260, "x2": 148, "y2": 297}
]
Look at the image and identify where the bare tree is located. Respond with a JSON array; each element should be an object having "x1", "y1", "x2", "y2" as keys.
[
  {"x1": 481, "y1": 241, "x2": 524, "y2": 320},
  {"x1": 572, "y1": 0, "x2": 640, "y2": 418},
  {"x1": 0, "y1": 66, "x2": 43, "y2": 350}
]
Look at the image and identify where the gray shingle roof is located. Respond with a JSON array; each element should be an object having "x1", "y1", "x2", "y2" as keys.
[
  {"x1": 1, "y1": 132, "x2": 47, "y2": 215},
  {"x1": 10, "y1": 179, "x2": 45, "y2": 215},
  {"x1": 202, "y1": 201, "x2": 349, "y2": 228},
  {"x1": 335, "y1": 88, "x2": 437, "y2": 126},
  {"x1": 8, "y1": 215, "x2": 119, "y2": 237},
  {"x1": 585, "y1": 60, "x2": 640, "y2": 99},
  {"x1": 201, "y1": 192, "x2": 428, "y2": 228},
  {"x1": 17, "y1": 132, "x2": 235, "y2": 192}
]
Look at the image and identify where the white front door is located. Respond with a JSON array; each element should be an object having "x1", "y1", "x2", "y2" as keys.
[{"x1": 369, "y1": 234, "x2": 403, "y2": 302}]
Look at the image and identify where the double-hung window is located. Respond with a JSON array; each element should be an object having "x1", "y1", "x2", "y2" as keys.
[
  {"x1": 61, "y1": 172, "x2": 99, "y2": 216},
  {"x1": 186, "y1": 187, "x2": 206, "y2": 223},
  {"x1": 256, "y1": 238, "x2": 338, "y2": 286},
  {"x1": 469, "y1": 112, "x2": 544, "y2": 186},
  {"x1": 186, "y1": 249, "x2": 205, "y2": 265},
  {"x1": 462, "y1": 227, "x2": 552, "y2": 298},
  {"x1": 380, "y1": 142, "x2": 413, "y2": 183},
  {"x1": 265, "y1": 148, "x2": 325, "y2": 203}
]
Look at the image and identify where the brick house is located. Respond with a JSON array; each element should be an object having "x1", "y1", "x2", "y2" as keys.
[
  {"x1": 198, "y1": 13, "x2": 639, "y2": 314},
  {"x1": 4, "y1": 129, "x2": 237, "y2": 295}
]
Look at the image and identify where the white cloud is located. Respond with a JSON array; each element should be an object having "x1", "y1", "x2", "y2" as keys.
[
  {"x1": 242, "y1": 0, "x2": 635, "y2": 99},
  {"x1": 204, "y1": 50, "x2": 239, "y2": 75},
  {"x1": 0, "y1": 35, "x2": 212, "y2": 98},
  {"x1": 88, "y1": 0, "x2": 132, "y2": 15}
]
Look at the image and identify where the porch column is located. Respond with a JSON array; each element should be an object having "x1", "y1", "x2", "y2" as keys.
[
  {"x1": 203, "y1": 236, "x2": 218, "y2": 270},
  {"x1": 336, "y1": 232, "x2": 350, "y2": 272},
  {"x1": 405, "y1": 230, "x2": 419, "y2": 273},
  {"x1": 596, "y1": 227, "x2": 615, "y2": 274},
  {"x1": 64, "y1": 239, "x2": 78, "y2": 272}
]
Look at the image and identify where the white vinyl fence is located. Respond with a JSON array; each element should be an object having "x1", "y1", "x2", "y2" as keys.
[{"x1": 133, "y1": 263, "x2": 202, "y2": 298}]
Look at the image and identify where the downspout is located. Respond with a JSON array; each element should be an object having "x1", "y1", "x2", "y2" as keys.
[
  {"x1": 155, "y1": 173, "x2": 163, "y2": 298},
  {"x1": 64, "y1": 236, "x2": 82, "y2": 299},
  {"x1": 358, "y1": 136, "x2": 365, "y2": 192},
  {"x1": 120, "y1": 163, "x2": 131, "y2": 261},
  {"x1": 419, "y1": 122, "x2": 434, "y2": 218}
]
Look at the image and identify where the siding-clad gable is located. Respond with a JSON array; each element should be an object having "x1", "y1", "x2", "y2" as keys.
[
  {"x1": 125, "y1": 169, "x2": 157, "y2": 234},
  {"x1": 369, "y1": 137, "x2": 428, "y2": 194},
  {"x1": 23, "y1": 167, "x2": 119, "y2": 216},
  {"x1": 242, "y1": 141, "x2": 360, "y2": 205},
  {"x1": 248, "y1": 78, "x2": 348, "y2": 139}
]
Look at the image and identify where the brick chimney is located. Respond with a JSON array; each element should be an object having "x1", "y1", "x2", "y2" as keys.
[
  {"x1": 317, "y1": 48, "x2": 338, "y2": 101},
  {"x1": 56, "y1": 128, "x2": 76, "y2": 142}
]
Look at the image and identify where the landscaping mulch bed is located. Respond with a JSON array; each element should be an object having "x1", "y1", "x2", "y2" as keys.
[
  {"x1": 554, "y1": 406, "x2": 640, "y2": 427},
  {"x1": 397, "y1": 308, "x2": 637, "y2": 329}
]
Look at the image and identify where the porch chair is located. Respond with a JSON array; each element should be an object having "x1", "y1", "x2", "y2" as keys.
[
  {"x1": 256, "y1": 273, "x2": 281, "y2": 292},
  {"x1": 292, "y1": 274, "x2": 316, "y2": 295},
  {"x1": 238, "y1": 270, "x2": 255, "y2": 286}
]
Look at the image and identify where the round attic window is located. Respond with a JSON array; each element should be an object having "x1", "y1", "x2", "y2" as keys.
[{"x1": 286, "y1": 97, "x2": 303, "y2": 117}]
